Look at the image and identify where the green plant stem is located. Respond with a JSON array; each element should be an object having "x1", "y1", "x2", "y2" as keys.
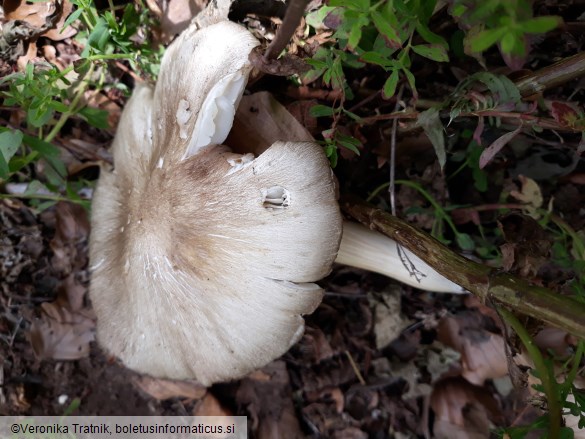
[
  {"x1": 342, "y1": 197, "x2": 585, "y2": 337},
  {"x1": 367, "y1": 180, "x2": 461, "y2": 240},
  {"x1": 498, "y1": 307, "x2": 562, "y2": 439},
  {"x1": 44, "y1": 64, "x2": 95, "y2": 143},
  {"x1": 87, "y1": 53, "x2": 137, "y2": 61}
]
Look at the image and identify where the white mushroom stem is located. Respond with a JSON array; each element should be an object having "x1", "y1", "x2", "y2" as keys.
[{"x1": 336, "y1": 221, "x2": 465, "y2": 294}]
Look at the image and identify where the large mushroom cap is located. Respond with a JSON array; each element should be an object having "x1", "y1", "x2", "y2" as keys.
[{"x1": 89, "y1": 19, "x2": 342, "y2": 385}]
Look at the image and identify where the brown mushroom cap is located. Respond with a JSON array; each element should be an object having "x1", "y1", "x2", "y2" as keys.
[{"x1": 89, "y1": 20, "x2": 342, "y2": 385}]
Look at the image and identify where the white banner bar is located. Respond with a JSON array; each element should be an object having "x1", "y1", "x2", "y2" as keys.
[{"x1": 0, "y1": 416, "x2": 247, "y2": 439}]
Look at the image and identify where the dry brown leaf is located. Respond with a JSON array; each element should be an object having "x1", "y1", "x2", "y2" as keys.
[
  {"x1": 236, "y1": 361, "x2": 304, "y2": 439},
  {"x1": 509, "y1": 175, "x2": 543, "y2": 217},
  {"x1": 193, "y1": 392, "x2": 231, "y2": 416},
  {"x1": 437, "y1": 316, "x2": 508, "y2": 386},
  {"x1": 29, "y1": 301, "x2": 95, "y2": 360},
  {"x1": 50, "y1": 202, "x2": 89, "y2": 274},
  {"x1": 159, "y1": 0, "x2": 207, "y2": 41},
  {"x1": 4, "y1": 0, "x2": 76, "y2": 41},
  {"x1": 227, "y1": 92, "x2": 314, "y2": 156},
  {"x1": 431, "y1": 378, "x2": 501, "y2": 439},
  {"x1": 371, "y1": 286, "x2": 410, "y2": 349},
  {"x1": 134, "y1": 375, "x2": 207, "y2": 400}
]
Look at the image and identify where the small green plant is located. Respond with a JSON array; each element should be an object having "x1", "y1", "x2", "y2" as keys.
[
  {"x1": 451, "y1": 0, "x2": 561, "y2": 67},
  {"x1": 0, "y1": 0, "x2": 162, "y2": 211}
]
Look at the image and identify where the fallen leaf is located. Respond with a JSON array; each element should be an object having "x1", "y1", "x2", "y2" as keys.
[
  {"x1": 4, "y1": 0, "x2": 76, "y2": 41},
  {"x1": 479, "y1": 125, "x2": 522, "y2": 169},
  {"x1": 192, "y1": 392, "x2": 231, "y2": 416},
  {"x1": 160, "y1": 0, "x2": 207, "y2": 42},
  {"x1": 509, "y1": 175, "x2": 543, "y2": 217},
  {"x1": 28, "y1": 301, "x2": 95, "y2": 360},
  {"x1": 431, "y1": 378, "x2": 502, "y2": 439},
  {"x1": 437, "y1": 315, "x2": 508, "y2": 386},
  {"x1": 133, "y1": 375, "x2": 207, "y2": 400},
  {"x1": 237, "y1": 361, "x2": 304, "y2": 439},
  {"x1": 370, "y1": 286, "x2": 410, "y2": 349}
]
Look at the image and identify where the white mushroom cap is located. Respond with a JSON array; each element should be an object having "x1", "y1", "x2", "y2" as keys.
[{"x1": 89, "y1": 20, "x2": 342, "y2": 385}]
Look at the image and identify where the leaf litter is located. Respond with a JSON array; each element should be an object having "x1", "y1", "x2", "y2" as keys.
[{"x1": 1, "y1": 0, "x2": 584, "y2": 436}]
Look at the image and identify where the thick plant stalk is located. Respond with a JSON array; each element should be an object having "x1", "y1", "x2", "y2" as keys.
[
  {"x1": 343, "y1": 199, "x2": 585, "y2": 338},
  {"x1": 336, "y1": 221, "x2": 464, "y2": 294}
]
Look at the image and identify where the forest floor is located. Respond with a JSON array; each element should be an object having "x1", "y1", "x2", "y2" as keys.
[{"x1": 1, "y1": 0, "x2": 584, "y2": 438}]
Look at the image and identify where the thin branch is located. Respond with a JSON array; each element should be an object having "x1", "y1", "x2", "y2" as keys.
[
  {"x1": 263, "y1": 0, "x2": 308, "y2": 60},
  {"x1": 342, "y1": 198, "x2": 585, "y2": 338}
]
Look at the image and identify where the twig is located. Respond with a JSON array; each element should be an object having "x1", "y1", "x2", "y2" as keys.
[
  {"x1": 342, "y1": 198, "x2": 585, "y2": 338},
  {"x1": 344, "y1": 350, "x2": 366, "y2": 385},
  {"x1": 263, "y1": 0, "x2": 308, "y2": 60},
  {"x1": 515, "y1": 52, "x2": 585, "y2": 98}
]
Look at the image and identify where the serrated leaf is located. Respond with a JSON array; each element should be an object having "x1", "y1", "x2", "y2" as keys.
[
  {"x1": 382, "y1": 70, "x2": 399, "y2": 99},
  {"x1": 417, "y1": 107, "x2": 445, "y2": 169},
  {"x1": 412, "y1": 44, "x2": 449, "y2": 62},
  {"x1": 371, "y1": 11, "x2": 402, "y2": 48}
]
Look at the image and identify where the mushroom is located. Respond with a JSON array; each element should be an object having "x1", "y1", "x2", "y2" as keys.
[{"x1": 89, "y1": 9, "x2": 462, "y2": 386}]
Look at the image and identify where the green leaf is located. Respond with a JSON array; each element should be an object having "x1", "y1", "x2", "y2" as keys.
[
  {"x1": 402, "y1": 66, "x2": 417, "y2": 98},
  {"x1": 411, "y1": 44, "x2": 449, "y2": 62},
  {"x1": 324, "y1": 144, "x2": 338, "y2": 168},
  {"x1": 416, "y1": 107, "x2": 445, "y2": 169},
  {"x1": 382, "y1": 70, "x2": 399, "y2": 99},
  {"x1": 329, "y1": 0, "x2": 369, "y2": 11},
  {"x1": 415, "y1": 22, "x2": 448, "y2": 47},
  {"x1": 79, "y1": 106, "x2": 110, "y2": 129},
  {"x1": 27, "y1": 106, "x2": 53, "y2": 128},
  {"x1": 371, "y1": 11, "x2": 402, "y2": 48},
  {"x1": 500, "y1": 31, "x2": 518, "y2": 54},
  {"x1": 306, "y1": 6, "x2": 338, "y2": 28},
  {"x1": 469, "y1": 27, "x2": 507, "y2": 52},
  {"x1": 348, "y1": 20, "x2": 363, "y2": 49},
  {"x1": 336, "y1": 133, "x2": 361, "y2": 155},
  {"x1": 62, "y1": 8, "x2": 83, "y2": 30},
  {"x1": 310, "y1": 105, "x2": 337, "y2": 117},
  {"x1": 23, "y1": 135, "x2": 60, "y2": 157},
  {"x1": 360, "y1": 51, "x2": 394, "y2": 68},
  {"x1": 0, "y1": 129, "x2": 24, "y2": 163},
  {"x1": 520, "y1": 16, "x2": 562, "y2": 33},
  {"x1": 456, "y1": 233, "x2": 475, "y2": 251},
  {"x1": 87, "y1": 18, "x2": 111, "y2": 51}
]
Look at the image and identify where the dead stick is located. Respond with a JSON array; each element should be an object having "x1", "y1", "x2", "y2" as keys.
[
  {"x1": 264, "y1": 0, "x2": 308, "y2": 60},
  {"x1": 342, "y1": 198, "x2": 585, "y2": 338},
  {"x1": 515, "y1": 52, "x2": 585, "y2": 97}
]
